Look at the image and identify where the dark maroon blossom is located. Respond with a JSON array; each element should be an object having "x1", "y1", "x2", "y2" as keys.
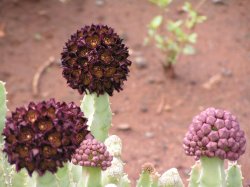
[
  {"x1": 2, "y1": 99, "x2": 92, "y2": 176},
  {"x1": 61, "y1": 24, "x2": 132, "y2": 96},
  {"x1": 183, "y1": 108, "x2": 246, "y2": 161},
  {"x1": 72, "y1": 138, "x2": 113, "y2": 170}
]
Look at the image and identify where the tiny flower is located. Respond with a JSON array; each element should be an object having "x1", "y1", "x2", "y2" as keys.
[
  {"x1": 72, "y1": 138, "x2": 113, "y2": 170},
  {"x1": 61, "y1": 24, "x2": 132, "y2": 96},
  {"x1": 141, "y1": 162, "x2": 155, "y2": 174},
  {"x1": 183, "y1": 108, "x2": 246, "y2": 161},
  {"x1": 2, "y1": 99, "x2": 91, "y2": 176}
]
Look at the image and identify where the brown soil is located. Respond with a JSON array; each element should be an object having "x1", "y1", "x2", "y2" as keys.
[{"x1": 1, "y1": 0, "x2": 250, "y2": 186}]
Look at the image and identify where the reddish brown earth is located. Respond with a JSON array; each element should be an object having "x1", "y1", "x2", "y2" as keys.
[{"x1": 1, "y1": 0, "x2": 250, "y2": 186}]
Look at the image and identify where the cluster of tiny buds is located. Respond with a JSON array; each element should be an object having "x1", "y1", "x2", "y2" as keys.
[
  {"x1": 142, "y1": 162, "x2": 155, "y2": 174},
  {"x1": 72, "y1": 139, "x2": 113, "y2": 170},
  {"x1": 183, "y1": 108, "x2": 246, "y2": 161}
]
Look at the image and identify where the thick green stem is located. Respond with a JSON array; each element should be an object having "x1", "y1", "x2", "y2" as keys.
[
  {"x1": 188, "y1": 161, "x2": 201, "y2": 187},
  {"x1": 35, "y1": 172, "x2": 59, "y2": 187},
  {"x1": 11, "y1": 169, "x2": 29, "y2": 187},
  {"x1": 199, "y1": 157, "x2": 226, "y2": 187},
  {"x1": 151, "y1": 173, "x2": 159, "y2": 187},
  {"x1": 226, "y1": 162, "x2": 243, "y2": 187},
  {"x1": 68, "y1": 162, "x2": 82, "y2": 186},
  {"x1": 0, "y1": 81, "x2": 7, "y2": 142},
  {"x1": 84, "y1": 167, "x2": 102, "y2": 187},
  {"x1": 81, "y1": 93, "x2": 112, "y2": 142},
  {"x1": 55, "y1": 164, "x2": 74, "y2": 187},
  {"x1": 0, "y1": 144, "x2": 14, "y2": 187},
  {"x1": 136, "y1": 171, "x2": 151, "y2": 187},
  {"x1": 119, "y1": 175, "x2": 131, "y2": 187}
]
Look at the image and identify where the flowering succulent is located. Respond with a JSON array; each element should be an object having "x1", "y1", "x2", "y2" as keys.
[
  {"x1": 183, "y1": 107, "x2": 246, "y2": 161},
  {"x1": 2, "y1": 99, "x2": 91, "y2": 176},
  {"x1": 72, "y1": 138, "x2": 113, "y2": 170},
  {"x1": 61, "y1": 24, "x2": 132, "y2": 96}
]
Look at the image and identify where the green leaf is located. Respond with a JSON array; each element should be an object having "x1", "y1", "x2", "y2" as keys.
[
  {"x1": 167, "y1": 20, "x2": 183, "y2": 32},
  {"x1": 149, "y1": 0, "x2": 172, "y2": 8},
  {"x1": 183, "y1": 44, "x2": 196, "y2": 55},
  {"x1": 188, "y1": 33, "x2": 197, "y2": 43},
  {"x1": 149, "y1": 15, "x2": 163, "y2": 30},
  {"x1": 154, "y1": 34, "x2": 164, "y2": 44},
  {"x1": 197, "y1": 15, "x2": 207, "y2": 23},
  {"x1": 148, "y1": 29, "x2": 155, "y2": 37},
  {"x1": 182, "y1": 2, "x2": 192, "y2": 12}
]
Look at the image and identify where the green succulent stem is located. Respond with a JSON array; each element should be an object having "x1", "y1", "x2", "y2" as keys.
[
  {"x1": 84, "y1": 167, "x2": 102, "y2": 187},
  {"x1": 188, "y1": 161, "x2": 201, "y2": 187},
  {"x1": 226, "y1": 162, "x2": 243, "y2": 187},
  {"x1": 35, "y1": 172, "x2": 59, "y2": 187},
  {"x1": 68, "y1": 162, "x2": 82, "y2": 186},
  {"x1": 199, "y1": 157, "x2": 226, "y2": 187},
  {"x1": 0, "y1": 81, "x2": 7, "y2": 142},
  {"x1": 119, "y1": 175, "x2": 131, "y2": 187},
  {"x1": 136, "y1": 171, "x2": 151, "y2": 187},
  {"x1": 81, "y1": 93, "x2": 112, "y2": 142},
  {"x1": 151, "y1": 175, "x2": 159, "y2": 187}
]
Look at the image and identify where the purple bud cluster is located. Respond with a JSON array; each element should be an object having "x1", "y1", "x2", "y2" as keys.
[
  {"x1": 183, "y1": 108, "x2": 246, "y2": 161},
  {"x1": 72, "y1": 139, "x2": 113, "y2": 170}
]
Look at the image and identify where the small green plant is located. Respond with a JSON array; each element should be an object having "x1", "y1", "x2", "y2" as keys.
[{"x1": 145, "y1": 1, "x2": 206, "y2": 78}]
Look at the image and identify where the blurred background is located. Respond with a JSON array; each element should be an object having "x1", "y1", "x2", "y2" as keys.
[{"x1": 0, "y1": 0, "x2": 250, "y2": 185}]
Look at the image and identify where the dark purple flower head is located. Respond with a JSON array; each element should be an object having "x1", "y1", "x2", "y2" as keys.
[
  {"x1": 2, "y1": 99, "x2": 92, "y2": 176},
  {"x1": 61, "y1": 24, "x2": 132, "y2": 96},
  {"x1": 183, "y1": 108, "x2": 246, "y2": 161},
  {"x1": 72, "y1": 138, "x2": 113, "y2": 170}
]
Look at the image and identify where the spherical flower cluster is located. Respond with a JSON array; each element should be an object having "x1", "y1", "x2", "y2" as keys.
[
  {"x1": 2, "y1": 99, "x2": 91, "y2": 176},
  {"x1": 183, "y1": 108, "x2": 246, "y2": 161},
  {"x1": 61, "y1": 24, "x2": 132, "y2": 96},
  {"x1": 72, "y1": 138, "x2": 113, "y2": 170}
]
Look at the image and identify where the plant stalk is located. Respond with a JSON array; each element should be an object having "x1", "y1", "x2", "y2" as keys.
[
  {"x1": 84, "y1": 167, "x2": 102, "y2": 187},
  {"x1": 199, "y1": 157, "x2": 226, "y2": 187},
  {"x1": 81, "y1": 93, "x2": 112, "y2": 142}
]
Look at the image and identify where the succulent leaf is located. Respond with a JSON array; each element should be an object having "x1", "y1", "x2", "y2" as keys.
[
  {"x1": 85, "y1": 167, "x2": 102, "y2": 187},
  {"x1": 226, "y1": 162, "x2": 243, "y2": 187},
  {"x1": 188, "y1": 161, "x2": 201, "y2": 187},
  {"x1": 0, "y1": 81, "x2": 7, "y2": 142},
  {"x1": 158, "y1": 168, "x2": 184, "y2": 187},
  {"x1": 35, "y1": 172, "x2": 59, "y2": 187},
  {"x1": 199, "y1": 157, "x2": 225, "y2": 187},
  {"x1": 81, "y1": 93, "x2": 112, "y2": 142},
  {"x1": 136, "y1": 163, "x2": 155, "y2": 187}
]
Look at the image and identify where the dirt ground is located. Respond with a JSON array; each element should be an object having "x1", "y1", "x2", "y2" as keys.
[{"x1": 1, "y1": 0, "x2": 250, "y2": 186}]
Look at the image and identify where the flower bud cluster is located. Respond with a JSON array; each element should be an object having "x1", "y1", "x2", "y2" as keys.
[
  {"x1": 72, "y1": 138, "x2": 113, "y2": 170},
  {"x1": 183, "y1": 108, "x2": 246, "y2": 161}
]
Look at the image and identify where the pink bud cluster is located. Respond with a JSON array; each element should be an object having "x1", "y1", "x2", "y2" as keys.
[
  {"x1": 183, "y1": 108, "x2": 246, "y2": 161},
  {"x1": 72, "y1": 139, "x2": 113, "y2": 170}
]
